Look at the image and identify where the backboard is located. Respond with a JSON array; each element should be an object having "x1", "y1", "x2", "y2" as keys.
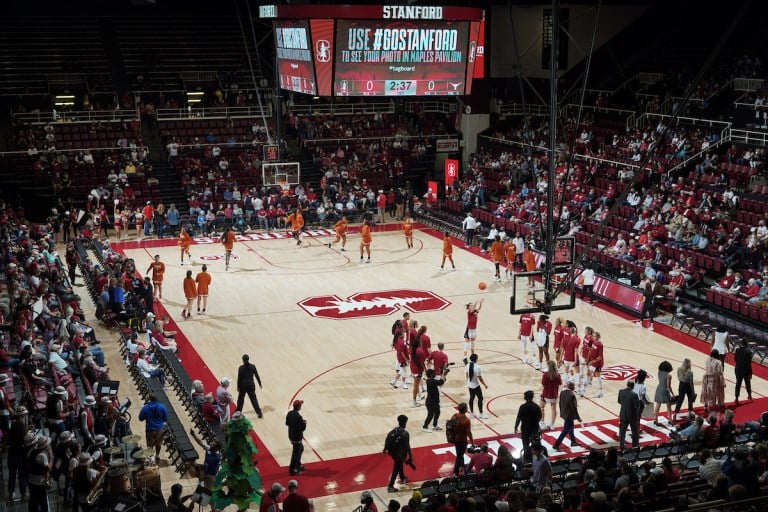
[
  {"x1": 510, "y1": 271, "x2": 576, "y2": 314},
  {"x1": 263, "y1": 162, "x2": 301, "y2": 186}
]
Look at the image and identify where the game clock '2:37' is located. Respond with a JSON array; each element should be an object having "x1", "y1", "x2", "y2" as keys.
[{"x1": 385, "y1": 80, "x2": 416, "y2": 95}]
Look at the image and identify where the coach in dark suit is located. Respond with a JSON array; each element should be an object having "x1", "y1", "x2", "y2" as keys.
[
  {"x1": 618, "y1": 380, "x2": 641, "y2": 451},
  {"x1": 734, "y1": 340, "x2": 753, "y2": 404},
  {"x1": 236, "y1": 354, "x2": 263, "y2": 418},
  {"x1": 514, "y1": 390, "x2": 542, "y2": 463}
]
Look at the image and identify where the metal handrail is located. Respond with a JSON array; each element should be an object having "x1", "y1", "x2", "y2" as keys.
[
  {"x1": 479, "y1": 134, "x2": 643, "y2": 171},
  {"x1": 636, "y1": 72, "x2": 664, "y2": 85},
  {"x1": 155, "y1": 98, "x2": 457, "y2": 120},
  {"x1": 156, "y1": 105, "x2": 274, "y2": 120},
  {"x1": 733, "y1": 77, "x2": 764, "y2": 92},
  {"x1": 0, "y1": 145, "x2": 148, "y2": 158},
  {"x1": 562, "y1": 103, "x2": 636, "y2": 118},
  {"x1": 573, "y1": 153, "x2": 643, "y2": 170},
  {"x1": 13, "y1": 109, "x2": 140, "y2": 124},
  {"x1": 635, "y1": 112, "x2": 732, "y2": 130},
  {"x1": 497, "y1": 103, "x2": 549, "y2": 117},
  {"x1": 730, "y1": 128, "x2": 768, "y2": 145},
  {"x1": 303, "y1": 133, "x2": 457, "y2": 147}
]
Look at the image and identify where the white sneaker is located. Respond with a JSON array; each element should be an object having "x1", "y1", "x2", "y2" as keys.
[
  {"x1": 411, "y1": 401, "x2": 422, "y2": 408},
  {"x1": 390, "y1": 380, "x2": 397, "y2": 388},
  {"x1": 595, "y1": 392, "x2": 604, "y2": 398},
  {"x1": 401, "y1": 383, "x2": 409, "y2": 390},
  {"x1": 534, "y1": 363, "x2": 541, "y2": 370},
  {"x1": 417, "y1": 393, "x2": 425, "y2": 401},
  {"x1": 522, "y1": 356, "x2": 529, "y2": 364},
  {"x1": 549, "y1": 423, "x2": 555, "y2": 430},
  {"x1": 635, "y1": 321, "x2": 642, "y2": 327},
  {"x1": 422, "y1": 427, "x2": 432, "y2": 433},
  {"x1": 451, "y1": 268, "x2": 456, "y2": 272},
  {"x1": 539, "y1": 420, "x2": 547, "y2": 430},
  {"x1": 432, "y1": 425, "x2": 443, "y2": 431},
  {"x1": 437, "y1": 267, "x2": 443, "y2": 271},
  {"x1": 648, "y1": 325, "x2": 654, "y2": 332},
  {"x1": 478, "y1": 413, "x2": 489, "y2": 420}
]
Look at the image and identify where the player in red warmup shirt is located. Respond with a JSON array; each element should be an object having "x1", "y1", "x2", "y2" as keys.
[
  {"x1": 518, "y1": 312, "x2": 536, "y2": 364},
  {"x1": 553, "y1": 317, "x2": 568, "y2": 370},
  {"x1": 563, "y1": 326, "x2": 581, "y2": 387},
  {"x1": 540, "y1": 360, "x2": 562, "y2": 430},
  {"x1": 428, "y1": 342, "x2": 450, "y2": 382},
  {"x1": 463, "y1": 299, "x2": 483, "y2": 361},
  {"x1": 579, "y1": 326, "x2": 595, "y2": 396},
  {"x1": 588, "y1": 332, "x2": 605, "y2": 398},
  {"x1": 390, "y1": 331, "x2": 410, "y2": 390},
  {"x1": 409, "y1": 332, "x2": 429, "y2": 408}
]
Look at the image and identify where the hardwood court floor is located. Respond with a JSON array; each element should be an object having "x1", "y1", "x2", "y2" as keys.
[{"x1": 110, "y1": 224, "x2": 768, "y2": 511}]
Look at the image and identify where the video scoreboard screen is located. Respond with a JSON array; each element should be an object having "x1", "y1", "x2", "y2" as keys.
[
  {"x1": 266, "y1": 5, "x2": 485, "y2": 98},
  {"x1": 334, "y1": 20, "x2": 469, "y2": 96},
  {"x1": 274, "y1": 20, "x2": 317, "y2": 95}
]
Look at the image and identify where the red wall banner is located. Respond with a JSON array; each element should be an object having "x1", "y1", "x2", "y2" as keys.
[{"x1": 445, "y1": 159, "x2": 458, "y2": 188}]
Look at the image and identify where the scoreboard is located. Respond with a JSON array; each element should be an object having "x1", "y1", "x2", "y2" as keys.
[{"x1": 262, "y1": 4, "x2": 485, "y2": 98}]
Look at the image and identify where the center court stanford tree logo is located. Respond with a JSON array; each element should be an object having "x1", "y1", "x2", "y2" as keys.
[
  {"x1": 298, "y1": 289, "x2": 451, "y2": 320},
  {"x1": 600, "y1": 364, "x2": 654, "y2": 382}
]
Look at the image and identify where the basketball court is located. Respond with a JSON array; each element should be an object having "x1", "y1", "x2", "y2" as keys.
[{"x1": 111, "y1": 223, "x2": 768, "y2": 506}]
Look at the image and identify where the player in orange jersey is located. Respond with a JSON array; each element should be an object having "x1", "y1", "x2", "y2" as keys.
[
  {"x1": 489, "y1": 235, "x2": 504, "y2": 282},
  {"x1": 327, "y1": 215, "x2": 348, "y2": 251},
  {"x1": 359, "y1": 219, "x2": 372, "y2": 263},
  {"x1": 287, "y1": 208, "x2": 305, "y2": 246},
  {"x1": 523, "y1": 244, "x2": 537, "y2": 286},
  {"x1": 181, "y1": 270, "x2": 197, "y2": 319},
  {"x1": 195, "y1": 264, "x2": 212, "y2": 315},
  {"x1": 178, "y1": 227, "x2": 192, "y2": 266},
  {"x1": 504, "y1": 240, "x2": 517, "y2": 281},
  {"x1": 221, "y1": 227, "x2": 236, "y2": 271},
  {"x1": 145, "y1": 254, "x2": 166, "y2": 299},
  {"x1": 439, "y1": 231, "x2": 456, "y2": 271},
  {"x1": 402, "y1": 215, "x2": 414, "y2": 248}
]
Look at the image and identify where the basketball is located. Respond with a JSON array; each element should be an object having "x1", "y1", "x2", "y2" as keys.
[{"x1": 478, "y1": 281, "x2": 487, "y2": 290}]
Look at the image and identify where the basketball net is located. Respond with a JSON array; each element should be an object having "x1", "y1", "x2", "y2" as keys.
[{"x1": 278, "y1": 181, "x2": 290, "y2": 196}]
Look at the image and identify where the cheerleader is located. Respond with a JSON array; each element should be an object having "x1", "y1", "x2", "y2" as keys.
[
  {"x1": 113, "y1": 207, "x2": 124, "y2": 240},
  {"x1": 134, "y1": 207, "x2": 143, "y2": 239}
]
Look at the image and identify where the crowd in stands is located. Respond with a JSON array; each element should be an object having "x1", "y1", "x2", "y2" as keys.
[
  {"x1": 0, "y1": 199, "x2": 144, "y2": 508},
  {"x1": 445, "y1": 115, "x2": 768, "y2": 324},
  {"x1": 156, "y1": 112, "x2": 441, "y2": 234},
  {"x1": 411, "y1": 423, "x2": 768, "y2": 512}
]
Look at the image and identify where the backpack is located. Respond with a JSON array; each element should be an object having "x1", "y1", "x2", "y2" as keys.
[
  {"x1": 445, "y1": 415, "x2": 460, "y2": 443},
  {"x1": 384, "y1": 427, "x2": 405, "y2": 456}
]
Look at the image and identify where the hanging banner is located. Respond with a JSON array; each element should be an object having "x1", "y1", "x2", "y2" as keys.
[{"x1": 444, "y1": 159, "x2": 458, "y2": 187}]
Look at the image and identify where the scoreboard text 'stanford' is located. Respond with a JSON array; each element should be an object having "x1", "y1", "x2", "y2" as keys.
[{"x1": 382, "y1": 6, "x2": 443, "y2": 20}]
